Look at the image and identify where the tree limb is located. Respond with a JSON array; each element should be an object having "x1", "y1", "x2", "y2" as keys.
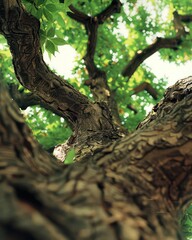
[
  {"x1": 0, "y1": 82, "x2": 61, "y2": 175},
  {"x1": 0, "y1": 0, "x2": 119, "y2": 139},
  {"x1": 8, "y1": 84, "x2": 44, "y2": 110},
  {"x1": 96, "y1": 0, "x2": 122, "y2": 24},
  {"x1": 8, "y1": 83, "x2": 71, "y2": 119},
  {"x1": 179, "y1": 14, "x2": 192, "y2": 23},
  {"x1": 126, "y1": 83, "x2": 157, "y2": 114},
  {"x1": 67, "y1": 5, "x2": 89, "y2": 24},
  {"x1": 122, "y1": 11, "x2": 191, "y2": 79},
  {"x1": 0, "y1": 0, "x2": 122, "y2": 146},
  {"x1": 1, "y1": 76, "x2": 192, "y2": 239},
  {"x1": 67, "y1": 1, "x2": 124, "y2": 129},
  {"x1": 127, "y1": 104, "x2": 138, "y2": 114},
  {"x1": 133, "y1": 82, "x2": 158, "y2": 100},
  {"x1": 0, "y1": 1, "x2": 92, "y2": 129},
  {"x1": 67, "y1": 0, "x2": 122, "y2": 79}
]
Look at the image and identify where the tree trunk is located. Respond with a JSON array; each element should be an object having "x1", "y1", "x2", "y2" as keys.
[{"x1": 1, "y1": 76, "x2": 192, "y2": 240}]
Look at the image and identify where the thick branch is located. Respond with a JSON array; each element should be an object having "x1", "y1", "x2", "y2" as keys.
[
  {"x1": 8, "y1": 84, "x2": 43, "y2": 109},
  {"x1": 122, "y1": 11, "x2": 191, "y2": 79},
  {"x1": 95, "y1": 76, "x2": 192, "y2": 212},
  {"x1": 8, "y1": 84, "x2": 70, "y2": 119},
  {"x1": 0, "y1": 82, "x2": 61, "y2": 175},
  {"x1": 0, "y1": 4, "x2": 91, "y2": 128},
  {"x1": 67, "y1": 1, "x2": 124, "y2": 129},
  {"x1": 84, "y1": 17, "x2": 99, "y2": 78},
  {"x1": 122, "y1": 37, "x2": 182, "y2": 78},
  {"x1": 1, "y1": 77, "x2": 192, "y2": 239},
  {"x1": 68, "y1": 0, "x2": 122, "y2": 79},
  {"x1": 0, "y1": 1, "x2": 122, "y2": 147},
  {"x1": 85, "y1": 0, "x2": 122, "y2": 78},
  {"x1": 67, "y1": 5, "x2": 89, "y2": 24}
]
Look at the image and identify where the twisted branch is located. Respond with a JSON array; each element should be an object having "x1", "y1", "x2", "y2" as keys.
[
  {"x1": 67, "y1": 0, "x2": 123, "y2": 128},
  {"x1": 122, "y1": 11, "x2": 192, "y2": 80},
  {"x1": 0, "y1": 0, "x2": 122, "y2": 145},
  {"x1": 8, "y1": 84, "x2": 70, "y2": 118}
]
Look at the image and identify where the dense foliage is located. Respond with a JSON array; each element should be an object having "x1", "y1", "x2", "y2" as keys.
[{"x1": 0, "y1": 1, "x2": 192, "y2": 238}]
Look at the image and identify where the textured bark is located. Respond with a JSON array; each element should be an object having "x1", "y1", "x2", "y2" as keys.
[
  {"x1": 0, "y1": 1, "x2": 121, "y2": 150},
  {"x1": 1, "y1": 76, "x2": 192, "y2": 239}
]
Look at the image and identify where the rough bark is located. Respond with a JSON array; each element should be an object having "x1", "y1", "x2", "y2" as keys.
[
  {"x1": 0, "y1": 0, "x2": 122, "y2": 152},
  {"x1": 1, "y1": 74, "x2": 192, "y2": 239}
]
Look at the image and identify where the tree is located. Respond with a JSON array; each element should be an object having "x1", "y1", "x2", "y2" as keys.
[{"x1": 0, "y1": 0, "x2": 192, "y2": 239}]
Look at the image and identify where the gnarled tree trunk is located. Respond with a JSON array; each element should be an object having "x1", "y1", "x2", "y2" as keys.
[{"x1": 1, "y1": 76, "x2": 192, "y2": 239}]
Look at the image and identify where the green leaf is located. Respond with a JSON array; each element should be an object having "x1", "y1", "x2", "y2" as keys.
[
  {"x1": 30, "y1": 5, "x2": 38, "y2": 16},
  {"x1": 40, "y1": 35, "x2": 46, "y2": 46},
  {"x1": 47, "y1": 27, "x2": 55, "y2": 37},
  {"x1": 45, "y1": 40, "x2": 56, "y2": 55},
  {"x1": 39, "y1": 29, "x2": 46, "y2": 46},
  {"x1": 0, "y1": 36, "x2": 6, "y2": 44},
  {"x1": 52, "y1": 37, "x2": 65, "y2": 45},
  {"x1": 57, "y1": 14, "x2": 65, "y2": 28},
  {"x1": 36, "y1": 8, "x2": 43, "y2": 19},
  {"x1": 63, "y1": 0, "x2": 73, "y2": 11},
  {"x1": 65, "y1": 148, "x2": 75, "y2": 164},
  {"x1": 37, "y1": 0, "x2": 46, "y2": 6},
  {"x1": 46, "y1": 3, "x2": 57, "y2": 12},
  {"x1": 43, "y1": 9, "x2": 53, "y2": 21}
]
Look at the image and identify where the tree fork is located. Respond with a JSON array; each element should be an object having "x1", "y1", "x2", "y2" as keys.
[
  {"x1": 67, "y1": 0, "x2": 123, "y2": 129},
  {"x1": 0, "y1": 1, "x2": 122, "y2": 149},
  {"x1": 1, "y1": 74, "x2": 192, "y2": 239}
]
